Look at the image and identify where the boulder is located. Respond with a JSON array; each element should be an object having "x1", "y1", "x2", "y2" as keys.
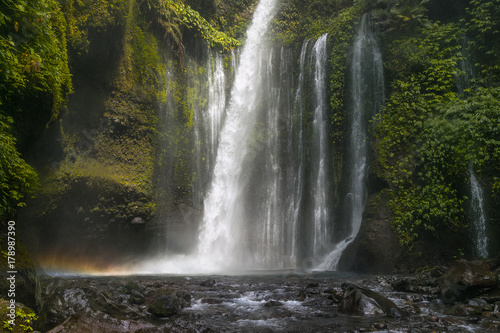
[
  {"x1": 338, "y1": 284, "x2": 402, "y2": 318},
  {"x1": 199, "y1": 278, "x2": 216, "y2": 287},
  {"x1": 147, "y1": 295, "x2": 183, "y2": 317},
  {"x1": 46, "y1": 308, "x2": 156, "y2": 333},
  {"x1": 0, "y1": 301, "x2": 38, "y2": 333},
  {"x1": 0, "y1": 239, "x2": 42, "y2": 311},
  {"x1": 439, "y1": 260, "x2": 498, "y2": 304},
  {"x1": 37, "y1": 281, "x2": 147, "y2": 331},
  {"x1": 337, "y1": 190, "x2": 402, "y2": 274},
  {"x1": 131, "y1": 217, "x2": 146, "y2": 225},
  {"x1": 38, "y1": 287, "x2": 89, "y2": 331}
]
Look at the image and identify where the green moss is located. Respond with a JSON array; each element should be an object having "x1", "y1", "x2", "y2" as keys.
[{"x1": 0, "y1": 301, "x2": 37, "y2": 332}]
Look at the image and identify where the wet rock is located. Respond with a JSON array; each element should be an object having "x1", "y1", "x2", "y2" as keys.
[
  {"x1": 38, "y1": 287, "x2": 89, "y2": 331},
  {"x1": 326, "y1": 293, "x2": 342, "y2": 303},
  {"x1": 439, "y1": 260, "x2": 497, "y2": 304},
  {"x1": 401, "y1": 304, "x2": 421, "y2": 315},
  {"x1": 337, "y1": 190, "x2": 402, "y2": 274},
  {"x1": 427, "y1": 315, "x2": 439, "y2": 322},
  {"x1": 264, "y1": 300, "x2": 283, "y2": 307},
  {"x1": 0, "y1": 241, "x2": 42, "y2": 311},
  {"x1": 452, "y1": 304, "x2": 482, "y2": 316},
  {"x1": 201, "y1": 298, "x2": 223, "y2": 305},
  {"x1": 199, "y1": 279, "x2": 216, "y2": 287},
  {"x1": 338, "y1": 284, "x2": 402, "y2": 318},
  {"x1": 131, "y1": 217, "x2": 145, "y2": 225},
  {"x1": 46, "y1": 308, "x2": 155, "y2": 333},
  {"x1": 174, "y1": 291, "x2": 191, "y2": 308},
  {"x1": 371, "y1": 321, "x2": 388, "y2": 330},
  {"x1": 148, "y1": 295, "x2": 183, "y2": 317},
  {"x1": 119, "y1": 280, "x2": 145, "y2": 294},
  {"x1": 392, "y1": 278, "x2": 418, "y2": 293},
  {"x1": 469, "y1": 298, "x2": 489, "y2": 309},
  {"x1": 297, "y1": 290, "x2": 307, "y2": 301},
  {"x1": 0, "y1": 301, "x2": 37, "y2": 333},
  {"x1": 297, "y1": 287, "x2": 319, "y2": 302},
  {"x1": 130, "y1": 291, "x2": 146, "y2": 305}
]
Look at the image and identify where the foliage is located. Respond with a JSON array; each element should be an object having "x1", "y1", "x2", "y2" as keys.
[
  {"x1": 127, "y1": 22, "x2": 165, "y2": 102},
  {"x1": 271, "y1": 0, "x2": 355, "y2": 44},
  {"x1": 61, "y1": 0, "x2": 126, "y2": 54},
  {"x1": 465, "y1": 0, "x2": 500, "y2": 86},
  {"x1": 0, "y1": 0, "x2": 69, "y2": 219},
  {"x1": 141, "y1": 0, "x2": 240, "y2": 53},
  {"x1": 328, "y1": 6, "x2": 363, "y2": 192},
  {"x1": 207, "y1": 0, "x2": 258, "y2": 40},
  {"x1": 371, "y1": 0, "x2": 432, "y2": 33},
  {"x1": 376, "y1": 6, "x2": 500, "y2": 248},
  {"x1": 0, "y1": 300, "x2": 38, "y2": 332},
  {"x1": 376, "y1": 23, "x2": 468, "y2": 248},
  {"x1": 0, "y1": 117, "x2": 39, "y2": 220},
  {"x1": 0, "y1": 0, "x2": 72, "y2": 123},
  {"x1": 466, "y1": 0, "x2": 500, "y2": 66}
]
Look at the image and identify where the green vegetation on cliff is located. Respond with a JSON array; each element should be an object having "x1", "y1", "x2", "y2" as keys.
[
  {"x1": 0, "y1": 0, "x2": 71, "y2": 220},
  {"x1": 374, "y1": 1, "x2": 500, "y2": 249}
]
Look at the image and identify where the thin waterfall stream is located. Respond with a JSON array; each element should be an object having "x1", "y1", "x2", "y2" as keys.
[
  {"x1": 319, "y1": 14, "x2": 384, "y2": 270},
  {"x1": 469, "y1": 167, "x2": 489, "y2": 258}
]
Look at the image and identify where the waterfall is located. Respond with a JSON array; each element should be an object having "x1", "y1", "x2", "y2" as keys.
[
  {"x1": 311, "y1": 34, "x2": 330, "y2": 258},
  {"x1": 469, "y1": 167, "x2": 488, "y2": 258},
  {"x1": 286, "y1": 41, "x2": 309, "y2": 264},
  {"x1": 192, "y1": 50, "x2": 228, "y2": 206},
  {"x1": 206, "y1": 53, "x2": 227, "y2": 167},
  {"x1": 318, "y1": 14, "x2": 384, "y2": 270},
  {"x1": 141, "y1": 9, "x2": 386, "y2": 274},
  {"x1": 197, "y1": 0, "x2": 278, "y2": 270}
]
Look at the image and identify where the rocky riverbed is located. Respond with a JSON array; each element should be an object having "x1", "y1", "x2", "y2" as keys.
[{"x1": 8, "y1": 259, "x2": 500, "y2": 332}]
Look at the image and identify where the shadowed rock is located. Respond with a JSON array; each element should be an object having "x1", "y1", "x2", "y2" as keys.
[
  {"x1": 439, "y1": 260, "x2": 498, "y2": 304},
  {"x1": 339, "y1": 284, "x2": 402, "y2": 318}
]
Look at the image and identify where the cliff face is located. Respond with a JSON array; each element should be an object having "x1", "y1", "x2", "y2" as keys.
[
  {"x1": 19, "y1": 0, "x2": 247, "y2": 269},
  {"x1": 13, "y1": 0, "x2": 500, "y2": 273}
]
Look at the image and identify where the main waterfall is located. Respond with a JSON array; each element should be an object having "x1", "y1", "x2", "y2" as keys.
[
  {"x1": 196, "y1": 0, "x2": 279, "y2": 270},
  {"x1": 139, "y1": 8, "x2": 385, "y2": 274}
]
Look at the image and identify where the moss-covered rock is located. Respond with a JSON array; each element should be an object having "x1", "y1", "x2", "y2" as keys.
[
  {"x1": 0, "y1": 300, "x2": 38, "y2": 333},
  {"x1": 0, "y1": 239, "x2": 42, "y2": 311}
]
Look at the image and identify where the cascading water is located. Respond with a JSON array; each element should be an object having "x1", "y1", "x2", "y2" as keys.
[
  {"x1": 193, "y1": 51, "x2": 228, "y2": 206},
  {"x1": 455, "y1": 40, "x2": 488, "y2": 258},
  {"x1": 206, "y1": 53, "x2": 227, "y2": 167},
  {"x1": 284, "y1": 41, "x2": 309, "y2": 265},
  {"x1": 311, "y1": 34, "x2": 330, "y2": 258},
  {"x1": 196, "y1": 0, "x2": 278, "y2": 270},
  {"x1": 469, "y1": 167, "x2": 489, "y2": 258},
  {"x1": 319, "y1": 14, "x2": 384, "y2": 270},
  {"x1": 142, "y1": 9, "x2": 385, "y2": 274}
]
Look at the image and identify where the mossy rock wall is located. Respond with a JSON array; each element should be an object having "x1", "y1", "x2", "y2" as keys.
[{"x1": 21, "y1": 0, "x2": 165, "y2": 268}]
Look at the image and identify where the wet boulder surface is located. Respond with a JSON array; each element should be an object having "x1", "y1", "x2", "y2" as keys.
[{"x1": 35, "y1": 263, "x2": 500, "y2": 332}]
